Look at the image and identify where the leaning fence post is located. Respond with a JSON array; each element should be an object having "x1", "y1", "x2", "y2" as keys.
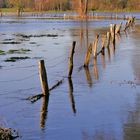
[
  {"x1": 92, "y1": 34, "x2": 99, "y2": 59},
  {"x1": 115, "y1": 22, "x2": 122, "y2": 34},
  {"x1": 68, "y1": 41, "x2": 76, "y2": 78},
  {"x1": 39, "y1": 60, "x2": 49, "y2": 96}
]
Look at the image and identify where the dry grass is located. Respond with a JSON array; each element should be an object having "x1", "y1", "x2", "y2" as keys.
[{"x1": 0, "y1": 127, "x2": 19, "y2": 140}]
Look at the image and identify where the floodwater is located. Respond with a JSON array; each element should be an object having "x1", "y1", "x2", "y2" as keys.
[{"x1": 0, "y1": 13, "x2": 140, "y2": 140}]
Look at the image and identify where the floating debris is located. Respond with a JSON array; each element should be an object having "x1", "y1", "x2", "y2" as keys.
[
  {"x1": 5, "y1": 57, "x2": 30, "y2": 62},
  {"x1": 111, "y1": 80, "x2": 138, "y2": 88}
]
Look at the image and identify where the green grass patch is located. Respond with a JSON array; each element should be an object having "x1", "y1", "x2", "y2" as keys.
[
  {"x1": 8, "y1": 49, "x2": 31, "y2": 54},
  {"x1": 0, "y1": 50, "x2": 5, "y2": 55}
]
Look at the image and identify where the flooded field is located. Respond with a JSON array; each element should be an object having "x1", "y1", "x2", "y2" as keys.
[{"x1": 0, "y1": 13, "x2": 140, "y2": 140}]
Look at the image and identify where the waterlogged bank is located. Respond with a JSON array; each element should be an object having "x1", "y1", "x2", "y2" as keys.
[{"x1": 0, "y1": 15, "x2": 140, "y2": 140}]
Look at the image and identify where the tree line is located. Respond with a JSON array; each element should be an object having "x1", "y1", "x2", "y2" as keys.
[{"x1": 0, "y1": 0, "x2": 140, "y2": 11}]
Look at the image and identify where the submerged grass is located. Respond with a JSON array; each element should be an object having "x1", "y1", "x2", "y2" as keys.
[
  {"x1": 1, "y1": 42, "x2": 21, "y2": 45},
  {"x1": 15, "y1": 33, "x2": 58, "y2": 38},
  {"x1": 0, "y1": 50, "x2": 5, "y2": 55},
  {"x1": 8, "y1": 49, "x2": 31, "y2": 54},
  {"x1": 5, "y1": 56, "x2": 30, "y2": 62}
]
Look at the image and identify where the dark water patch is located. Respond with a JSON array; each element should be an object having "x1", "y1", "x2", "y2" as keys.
[
  {"x1": 1, "y1": 41, "x2": 21, "y2": 44},
  {"x1": 1, "y1": 21, "x2": 26, "y2": 24},
  {"x1": 19, "y1": 39, "x2": 30, "y2": 42},
  {"x1": 15, "y1": 33, "x2": 58, "y2": 38},
  {"x1": 33, "y1": 57, "x2": 43, "y2": 59},
  {"x1": 54, "y1": 43, "x2": 60, "y2": 45},
  {"x1": 29, "y1": 42, "x2": 36, "y2": 44},
  {"x1": 3, "y1": 38, "x2": 14, "y2": 41},
  {"x1": 8, "y1": 49, "x2": 31, "y2": 54},
  {"x1": 4, "y1": 57, "x2": 30, "y2": 62}
]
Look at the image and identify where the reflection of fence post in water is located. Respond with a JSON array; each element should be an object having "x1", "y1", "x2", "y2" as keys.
[
  {"x1": 84, "y1": 43, "x2": 92, "y2": 67},
  {"x1": 92, "y1": 35, "x2": 99, "y2": 59},
  {"x1": 68, "y1": 41, "x2": 76, "y2": 78},
  {"x1": 101, "y1": 35, "x2": 106, "y2": 55},
  {"x1": 100, "y1": 54, "x2": 106, "y2": 69},
  {"x1": 39, "y1": 60, "x2": 49, "y2": 96},
  {"x1": 107, "y1": 45, "x2": 111, "y2": 61},
  {"x1": 84, "y1": 67, "x2": 92, "y2": 87},
  {"x1": 40, "y1": 95, "x2": 49, "y2": 129},
  {"x1": 68, "y1": 78, "x2": 76, "y2": 114},
  {"x1": 93, "y1": 59, "x2": 99, "y2": 80}
]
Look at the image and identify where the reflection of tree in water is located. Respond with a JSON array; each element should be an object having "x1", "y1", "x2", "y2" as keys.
[{"x1": 123, "y1": 94, "x2": 140, "y2": 140}]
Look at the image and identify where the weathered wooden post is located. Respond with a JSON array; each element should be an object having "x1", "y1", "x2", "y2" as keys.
[
  {"x1": 92, "y1": 34, "x2": 99, "y2": 59},
  {"x1": 115, "y1": 22, "x2": 122, "y2": 34},
  {"x1": 68, "y1": 41, "x2": 76, "y2": 78},
  {"x1": 84, "y1": 43, "x2": 92, "y2": 67},
  {"x1": 106, "y1": 32, "x2": 111, "y2": 48},
  {"x1": 110, "y1": 24, "x2": 116, "y2": 48},
  {"x1": 39, "y1": 60, "x2": 49, "y2": 96}
]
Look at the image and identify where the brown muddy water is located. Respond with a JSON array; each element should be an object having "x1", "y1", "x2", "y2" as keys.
[{"x1": 0, "y1": 14, "x2": 140, "y2": 140}]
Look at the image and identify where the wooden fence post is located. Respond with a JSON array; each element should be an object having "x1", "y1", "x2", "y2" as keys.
[
  {"x1": 39, "y1": 60, "x2": 49, "y2": 96},
  {"x1": 106, "y1": 32, "x2": 111, "y2": 48},
  {"x1": 110, "y1": 24, "x2": 116, "y2": 47},
  {"x1": 92, "y1": 34, "x2": 99, "y2": 59},
  {"x1": 68, "y1": 41, "x2": 76, "y2": 78},
  {"x1": 84, "y1": 43, "x2": 92, "y2": 67},
  {"x1": 115, "y1": 22, "x2": 122, "y2": 34}
]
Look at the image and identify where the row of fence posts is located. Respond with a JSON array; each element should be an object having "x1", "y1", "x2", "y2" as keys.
[{"x1": 28, "y1": 16, "x2": 135, "y2": 129}]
